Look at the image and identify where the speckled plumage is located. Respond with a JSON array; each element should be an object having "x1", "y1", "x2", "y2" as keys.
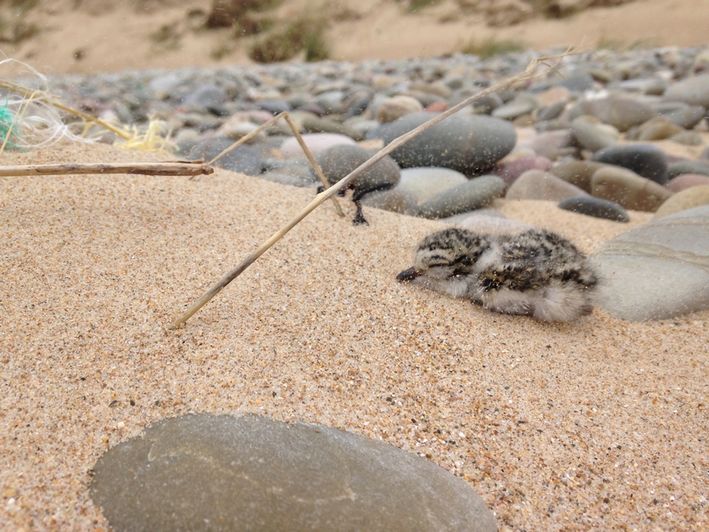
[{"x1": 397, "y1": 227, "x2": 598, "y2": 322}]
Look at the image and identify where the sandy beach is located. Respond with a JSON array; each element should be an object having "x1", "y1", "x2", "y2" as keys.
[{"x1": 1, "y1": 143, "x2": 706, "y2": 529}]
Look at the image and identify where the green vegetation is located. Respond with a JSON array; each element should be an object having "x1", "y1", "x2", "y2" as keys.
[
  {"x1": 149, "y1": 23, "x2": 182, "y2": 51},
  {"x1": 461, "y1": 37, "x2": 527, "y2": 59},
  {"x1": 0, "y1": 0, "x2": 38, "y2": 44},
  {"x1": 248, "y1": 15, "x2": 330, "y2": 63},
  {"x1": 206, "y1": 0, "x2": 283, "y2": 28},
  {"x1": 405, "y1": 0, "x2": 443, "y2": 13}
]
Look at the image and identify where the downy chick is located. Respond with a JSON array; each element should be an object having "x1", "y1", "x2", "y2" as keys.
[{"x1": 397, "y1": 227, "x2": 598, "y2": 322}]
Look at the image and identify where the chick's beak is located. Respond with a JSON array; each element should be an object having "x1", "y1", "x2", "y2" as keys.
[{"x1": 396, "y1": 267, "x2": 420, "y2": 283}]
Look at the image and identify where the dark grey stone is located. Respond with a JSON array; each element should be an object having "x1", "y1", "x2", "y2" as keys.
[
  {"x1": 491, "y1": 95, "x2": 536, "y2": 120},
  {"x1": 372, "y1": 112, "x2": 516, "y2": 176},
  {"x1": 559, "y1": 70, "x2": 595, "y2": 92},
  {"x1": 301, "y1": 115, "x2": 362, "y2": 141},
  {"x1": 189, "y1": 137, "x2": 268, "y2": 176},
  {"x1": 668, "y1": 160, "x2": 709, "y2": 179},
  {"x1": 90, "y1": 414, "x2": 497, "y2": 532},
  {"x1": 593, "y1": 144, "x2": 668, "y2": 184},
  {"x1": 590, "y1": 206, "x2": 709, "y2": 320},
  {"x1": 417, "y1": 175, "x2": 505, "y2": 218},
  {"x1": 469, "y1": 93, "x2": 504, "y2": 115},
  {"x1": 558, "y1": 195, "x2": 629, "y2": 222},
  {"x1": 182, "y1": 84, "x2": 228, "y2": 113},
  {"x1": 257, "y1": 99, "x2": 291, "y2": 115},
  {"x1": 318, "y1": 144, "x2": 400, "y2": 197},
  {"x1": 536, "y1": 101, "x2": 566, "y2": 121}
]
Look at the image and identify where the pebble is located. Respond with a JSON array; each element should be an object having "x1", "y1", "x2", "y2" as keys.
[
  {"x1": 90, "y1": 414, "x2": 497, "y2": 532},
  {"x1": 318, "y1": 144, "x2": 400, "y2": 196},
  {"x1": 494, "y1": 155, "x2": 552, "y2": 186},
  {"x1": 260, "y1": 159, "x2": 317, "y2": 188},
  {"x1": 373, "y1": 112, "x2": 517, "y2": 176},
  {"x1": 257, "y1": 99, "x2": 291, "y2": 114},
  {"x1": 188, "y1": 137, "x2": 268, "y2": 176},
  {"x1": 377, "y1": 95, "x2": 424, "y2": 123},
  {"x1": 663, "y1": 73, "x2": 709, "y2": 107},
  {"x1": 360, "y1": 187, "x2": 418, "y2": 214},
  {"x1": 417, "y1": 175, "x2": 505, "y2": 218},
  {"x1": 506, "y1": 170, "x2": 588, "y2": 201},
  {"x1": 550, "y1": 161, "x2": 607, "y2": 192},
  {"x1": 663, "y1": 105, "x2": 706, "y2": 129},
  {"x1": 181, "y1": 83, "x2": 228, "y2": 112},
  {"x1": 571, "y1": 115, "x2": 618, "y2": 152},
  {"x1": 395, "y1": 167, "x2": 468, "y2": 204},
  {"x1": 654, "y1": 185, "x2": 709, "y2": 218},
  {"x1": 590, "y1": 206, "x2": 709, "y2": 320},
  {"x1": 593, "y1": 144, "x2": 669, "y2": 184},
  {"x1": 558, "y1": 195, "x2": 629, "y2": 222},
  {"x1": 559, "y1": 69, "x2": 595, "y2": 91},
  {"x1": 280, "y1": 133, "x2": 356, "y2": 158},
  {"x1": 536, "y1": 101, "x2": 566, "y2": 121},
  {"x1": 666, "y1": 173, "x2": 709, "y2": 192},
  {"x1": 530, "y1": 130, "x2": 575, "y2": 161},
  {"x1": 670, "y1": 130, "x2": 703, "y2": 146},
  {"x1": 667, "y1": 160, "x2": 709, "y2": 179},
  {"x1": 301, "y1": 115, "x2": 362, "y2": 140},
  {"x1": 590, "y1": 166, "x2": 672, "y2": 212},
  {"x1": 627, "y1": 116, "x2": 682, "y2": 141},
  {"x1": 535, "y1": 86, "x2": 571, "y2": 107},
  {"x1": 492, "y1": 94, "x2": 537, "y2": 120},
  {"x1": 572, "y1": 95, "x2": 655, "y2": 131}
]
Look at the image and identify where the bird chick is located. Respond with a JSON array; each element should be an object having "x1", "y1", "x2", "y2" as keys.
[{"x1": 397, "y1": 227, "x2": 598, "y2": 322}]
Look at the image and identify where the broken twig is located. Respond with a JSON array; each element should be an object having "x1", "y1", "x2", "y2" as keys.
[
  {"x1": 171, "y1": 54, "x2": 565, "y2": 328},
  {"x1": 0, "y1": 161, "x2": 214, "y2": 177}
]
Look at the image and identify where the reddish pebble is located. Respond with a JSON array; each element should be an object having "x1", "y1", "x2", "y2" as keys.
[
  {"x1": 666, "y1": 173, "x2": 709, "y2": 192},
  {"x1": 425, "y1": 101, "x2": 448, "y2": 113},
  {"x1": 494, "y1": 155, "x2": 552, "y2": 186}
]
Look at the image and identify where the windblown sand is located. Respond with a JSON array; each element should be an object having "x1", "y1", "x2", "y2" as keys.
[{"x1": 1, "y1": 144, "x2": 706, "y2": 530}]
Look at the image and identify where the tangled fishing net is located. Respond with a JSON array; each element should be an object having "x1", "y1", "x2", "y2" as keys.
[{"x1": 0, "y1": 57, "x2": 174, "y2": 154}]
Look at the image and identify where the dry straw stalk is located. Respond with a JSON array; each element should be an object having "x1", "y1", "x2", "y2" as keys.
[{"x1": 0, "y1": 161, "x2": 214, "y2": 177}]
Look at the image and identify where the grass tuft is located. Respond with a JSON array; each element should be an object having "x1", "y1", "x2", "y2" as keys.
[
  {"x1": 462, "y1": 37, "x2": 527, "y2": 59},
  {"x1": 405, "y1": 0, "x2": 443, "y2": 14},
  {"x1": 248, "y1": 15, "x2": 330, "y2": 63}
]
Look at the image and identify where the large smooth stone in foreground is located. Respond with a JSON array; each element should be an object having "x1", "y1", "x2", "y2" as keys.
[
  {"x1": 90, "y1": 414, "x2": 497, "y2": 532},
  {"x1": 373, "y1": 112, "x2": 516, "y2": 175},
  {"x1": 590, "y1": 206, "x2": 709, "y2": 321}
]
